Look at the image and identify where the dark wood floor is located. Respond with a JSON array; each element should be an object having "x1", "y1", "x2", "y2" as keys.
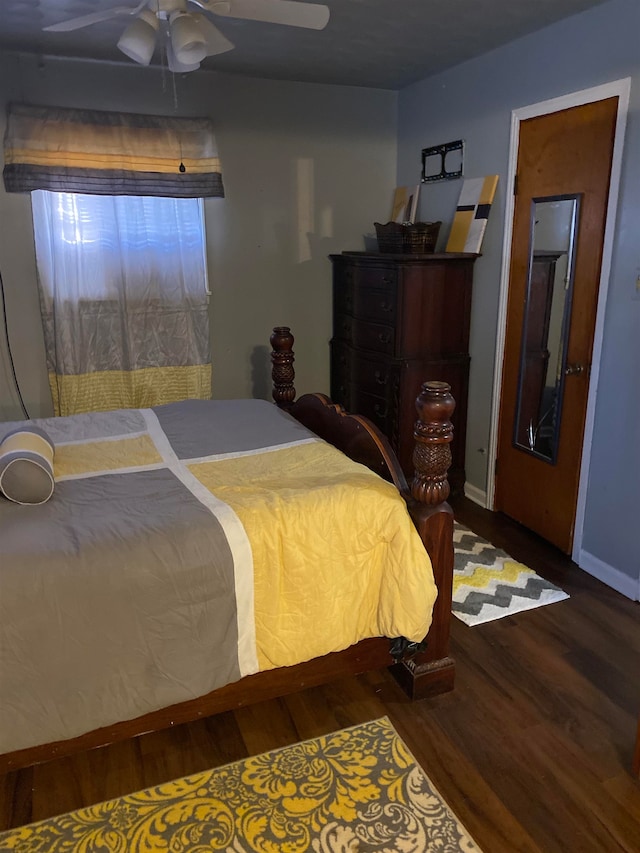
[{"x1": 1, "y1": 496, "x2": 639, "y2": 851}]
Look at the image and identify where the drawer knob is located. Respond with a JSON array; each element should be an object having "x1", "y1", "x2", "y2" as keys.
[
  {"x1": 382, "y1": 276, "x2": 393, "y2": 284},
  {"x1": 379, "y1": 301, "x2": 393, "y2": 313},
  {"x1": 374, "y1": 370, "x2": 387, "y2": 386},
  {"x1": 377, "y1": 331, "x2": 391, "y2": 345}
]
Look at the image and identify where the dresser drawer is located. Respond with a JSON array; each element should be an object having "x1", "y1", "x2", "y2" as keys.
[
  {"x1": 352, "y1": 286, "x2": 397, "y2": 324},
  {"x1": 353, "y1": 318, "x2": 395, "y2": 355},
  {"x1": 334, "y1": 278, "x2": 396, "y2": 324},
  {"x1": 331, "y1": 344, "x2": 399, "y2": 404},
  {"x1": 333, "y1": 313, "x2": 354, "y2": 344},
  {"x1": 351, "y1": 389, "x2": 395, "y2": 437},
  {"x1": 333, "y1": 315, "x2": 395, "y2": 355},
  {"x1": 347, "y1": 265, "x2": 397, "y2": 291},
  {"x1": 348, "y1": 265, "x2": 397, "y2": 320},
  {"x1": 333, "y1": 278, "x2": 354, "y2": 317},
  {"x1": 352, "y1": 352, "x2": 397, "y2": 397},
  {"x1": 329, "y1": 340, "x2": 351, "y2": 405}
]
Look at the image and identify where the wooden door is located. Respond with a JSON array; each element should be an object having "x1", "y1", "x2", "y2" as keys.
[{"x1": 495, "y1": 98, "x2": 618, "y2": 553}]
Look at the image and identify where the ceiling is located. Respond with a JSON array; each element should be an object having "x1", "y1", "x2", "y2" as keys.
[{"x1": 0, "y1": 0, "x2": 609, "y2": 90}]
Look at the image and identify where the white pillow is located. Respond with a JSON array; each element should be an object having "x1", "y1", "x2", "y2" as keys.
[{"x1": 0, "y1": 426, "x2": 55, "y2": 505}]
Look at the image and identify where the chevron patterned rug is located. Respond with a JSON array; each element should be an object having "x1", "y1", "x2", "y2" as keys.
[{"x1": 453, "y1": 522, "x2": 569, "y2": 626}]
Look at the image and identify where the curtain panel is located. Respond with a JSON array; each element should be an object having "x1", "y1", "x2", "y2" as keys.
[
  {"x1": 3, "y1": 103, "x2": 224, "y2": 198},
  {"x1": 32, "y1": 191, "x2": 212, "y2": 417}
]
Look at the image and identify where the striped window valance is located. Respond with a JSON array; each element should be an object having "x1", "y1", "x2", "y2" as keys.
[{"x1": 3, "y1": 103, "x2": 224, "y2": 198}]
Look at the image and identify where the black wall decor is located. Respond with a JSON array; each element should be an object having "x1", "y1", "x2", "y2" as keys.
[{"x1": 421, "y1": 139, "x2": 464, "y2": 182}]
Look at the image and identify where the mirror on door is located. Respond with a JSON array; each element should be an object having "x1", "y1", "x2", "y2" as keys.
[{"x1": 513, "y1": 195, "x2": 580, "y2": 463}]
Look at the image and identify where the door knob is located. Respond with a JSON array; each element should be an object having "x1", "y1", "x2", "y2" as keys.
[{"x1": 565, "y1": 363, "x2": 584, "y2": 376}]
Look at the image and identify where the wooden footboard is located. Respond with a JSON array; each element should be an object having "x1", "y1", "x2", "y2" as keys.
[
  {"x1": 272, "y1": 326, "x2": 455, "y2": 700},
  {"x1": 0, "y1": 327, "x2": 454, "y2": 773}
]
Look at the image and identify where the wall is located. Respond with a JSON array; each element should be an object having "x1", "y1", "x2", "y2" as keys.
[
  {"x1": 0, "y1": 52, "x2": 397, "y2": 418},
  {"x1": 397, "y1": 0, "x2": 639, "y2": 592}
]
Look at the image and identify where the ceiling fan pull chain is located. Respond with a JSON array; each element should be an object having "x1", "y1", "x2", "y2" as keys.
[{"x1": 171, "y1": 63, "x2": 180, "y2": 111}]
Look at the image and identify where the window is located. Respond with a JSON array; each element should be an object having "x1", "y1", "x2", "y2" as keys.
[{"x1": 32, "y1": 191, "x2": 209, "y2": 302}]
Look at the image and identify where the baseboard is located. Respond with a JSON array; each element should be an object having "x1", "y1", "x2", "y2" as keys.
[
  {"x1": 577, "y1": 549, "x2": 639, "y2": 601},
  {"x1": 464, "y1": 482, "x2": 487, "y2": 508}
]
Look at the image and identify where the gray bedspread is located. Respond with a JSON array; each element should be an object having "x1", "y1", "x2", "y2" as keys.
[{"x1": 0, "y1": 400, "x2": 315, "y2": 754}]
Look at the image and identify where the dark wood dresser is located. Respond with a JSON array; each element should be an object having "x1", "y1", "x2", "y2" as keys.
[{"x1": 329, "y1": 251, "x2": 477, "y2": 491}]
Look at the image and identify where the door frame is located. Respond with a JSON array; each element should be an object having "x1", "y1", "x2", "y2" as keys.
[{"x1": 486, "y1": 78, "x2": 631, "y2": 562}]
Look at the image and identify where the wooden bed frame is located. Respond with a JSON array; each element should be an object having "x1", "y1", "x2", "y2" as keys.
[{"x1": 0, "y1": 326, "x2": 455, "y2": 774}]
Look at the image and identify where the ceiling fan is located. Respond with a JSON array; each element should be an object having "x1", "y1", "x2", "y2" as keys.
[{"x1": 43, "y1": 0, "x2": 331, "y2": 73}]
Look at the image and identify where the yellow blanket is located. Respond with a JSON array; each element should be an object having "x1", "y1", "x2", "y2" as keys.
[{"x1": 190, "y1": 441, "x2": 437, "y2": 669}]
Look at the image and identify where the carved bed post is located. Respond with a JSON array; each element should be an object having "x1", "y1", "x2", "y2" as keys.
[
  {"x1": 390, "y1": 380, "x2": 456, "y2": 699},
  {"x1": 270, "y1": 326, "x2": 296, "y2": 408},
  {"x1": 411, "y1": 381, "x2": 455, "y2": 506}
]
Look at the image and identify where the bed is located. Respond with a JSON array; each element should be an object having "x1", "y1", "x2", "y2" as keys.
[{"x1": 0, "y1": 326, "x2": 455, "y2": 773}]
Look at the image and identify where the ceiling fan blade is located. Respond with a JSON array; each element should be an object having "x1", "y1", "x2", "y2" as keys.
[
  {"x1": 192, "y1": 0, "x2": 330, "y2": 30},
  {"x1": 43, "y1": 1, "x2": 149, "y2": 33},
  {"x1": 192, "y1": 13, "x2": 235, "y2": 55}
]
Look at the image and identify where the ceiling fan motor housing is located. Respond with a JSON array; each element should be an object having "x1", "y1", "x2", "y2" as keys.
[
  {"x1": 153, "y1": 0, "x2": 188, "y2": 18},
  {"x1": 151, "y1": 0, "x2": 230, "y2": 18}
]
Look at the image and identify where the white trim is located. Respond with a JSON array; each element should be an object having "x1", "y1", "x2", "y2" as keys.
[
  {"x1": 463, "y1": 481, "x2": 487, "y2": 508},
  {"x1": 486, "y1": 78, "x2": 631, "y2": 565},
  {"x1": 198, "y1": 197, "x2": 211, "y2": 300},
  {"x1": 54, "y1": 430, "x2": 149, "y2": 447},
  {"x1": 141, "y1": 409, "x2": 259, "y2": 679},
  {"x1": 571, "y1": 80, "x2": 630, "y2": 563},
  {"x1": 486, "y1": 106, "x2": 520, "y2": 510},
  {"x1": 182, "y1": 437, "x2": 317, "y2": 465},
  {"x1": 55, "y1": 461, "x2": 167, "y2": 481},
  {"x1": 577, "y1": 550, "x2": 639, "y2": 601}
]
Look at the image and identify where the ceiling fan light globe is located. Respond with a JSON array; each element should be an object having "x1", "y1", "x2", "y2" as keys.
[
  {"x1": 166, "y1": 42, "x2": 201, "y2": 73},
  {"x1": 117, "y1": 12, "x2": 158, "y2": 65},
  {"x1": 137, "y1": 8, "x2": 160, "y2": 30},
  {"x1": 170, "y1": 12, "x2": 208, "y2": 64}
]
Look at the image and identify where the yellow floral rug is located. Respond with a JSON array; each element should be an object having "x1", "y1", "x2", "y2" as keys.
[{"x1": 0, "y1": 717, "x2": 481, "y2": 852}]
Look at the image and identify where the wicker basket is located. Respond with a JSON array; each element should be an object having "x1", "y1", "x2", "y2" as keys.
[{"x1": 374, "y1": 221, "x2": 442, "y2": 254}]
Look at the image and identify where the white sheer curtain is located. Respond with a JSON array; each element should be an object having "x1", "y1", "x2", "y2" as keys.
[{"x1": 31, "y1": 191, "x2": 212, "y2": 415}]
